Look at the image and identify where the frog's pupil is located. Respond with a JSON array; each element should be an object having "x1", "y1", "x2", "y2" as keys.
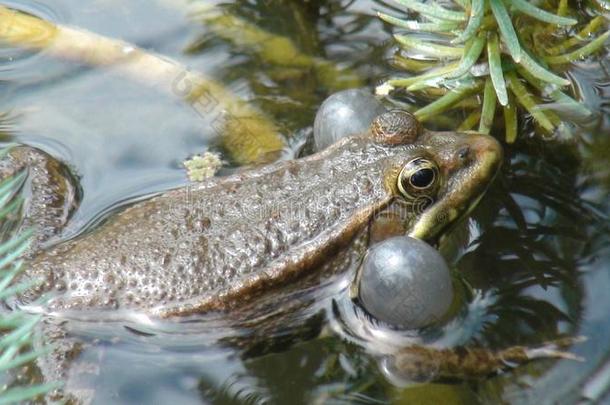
[{"x1": 410, "y1": 168, "x2": 434, "y2": 188}]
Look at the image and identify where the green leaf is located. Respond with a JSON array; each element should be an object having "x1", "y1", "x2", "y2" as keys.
[
  {"x1": 0, "y1": 145, "x2": 17, "y2": 161},
  {"x1": 0, "y1": 171, "x2": 26, "y2": 208},
  {"x1": 0, "y1": 382, "x2": 62, "y2": 404},
  {"x1": 557, "y1": 0, "x2": 569, "y2": 16},
  {"x1": 503, "y1": 100, "x2": 518, "y2": 143},
  {"x1": 546, "y1": 31, "x2": 610, "y2": 64},
  {"x1": 0, "y1": 311, "x2": 27, "y2": 329},
  {"x1": 445, "y1": 34, "x2": 486, "y2": 78},
  {"x1": 519, "y1": 50, "x2": 570, "y2": 86},
  {"x1": 458, "y1": 110, "x2": 482, "y2": 131},
  {"x1": 510, "y1": 0, "x2": 577, "y2": 25},
  {"x1": 454, "y1": 0, "x2": 470, "y2": 10},
  {"x1": 452, "y1": 0, "x2": 485, "y2": 44},
  {"x1": 408, "y1": 71, "x2": 478, "y2": 92},
  {"x1": 414, "y1": 80, "x2": 483, "y2": 121},
  {"x1": 0, "y1": 316, "x2": 38, "y2": 350},
  {"x1": 489, "y1": 0, "x2": 522, "y2": 62},
  {"x1": 0, "y1": 279, "x2": 39, "y2": 301},
  {"x1": 595, "y1": 0, "x2": 610, "y2": 11},
  {"x1": 0, "y1": 261, "x2": 24, "y2": 293},
  {"x1": 516, "y1": 65, "x2": 593, "y2": 121},
  {"x1": 0, "y1": 228, "x2": 32, "y2": 258},
  {"x1": 0, "y1": 237, "x2": 29, "y2": 270},
  {"x1": 546, "y1": 16, "x2": 605, "y2": 55},
  {"x1": 0, "y1": 197, "x2": 23, "y2": 224},
  {"x1": 479, "y1": 78, "x2": 497, "y2": 134},
  {"x1": 387, "y1": 61, "x2": 461, "y2": 88},
  {"x1": 394, "y1": 0, "x2": 467, "y2": 22},
  {"x1": 377, "y1": 12, "x2": 460, "y2": 32},
  {"x1": 0, "y1": 147, "x2": 57, "y2": 404},
  {"x1": 394, "y1": 34, "x2": 464, "y2": 58},
  {"x1": 487, "y1": 32, "x2": 508, "y2": 106},
  {"x1": 537, "y1": 92, "x2": 592, "y2": 122},
  {"x1": 0, "y1": 342, "x2": 19, "y2": 365},
  {"x1": 0, "y1": 347, "x2": 52, "y2": 373},
  {"x1": 506, "y1": 72, "x2": 555, "y2": 133}
]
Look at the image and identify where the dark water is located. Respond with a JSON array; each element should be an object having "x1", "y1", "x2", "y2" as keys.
[{"x1": 1, "y1": 0, "x2": 609, "y2": 403}]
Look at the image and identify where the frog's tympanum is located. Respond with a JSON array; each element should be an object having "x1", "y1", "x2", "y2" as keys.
[{"x1": 12, "y1": 110, "x2": 501, "y2": 319}]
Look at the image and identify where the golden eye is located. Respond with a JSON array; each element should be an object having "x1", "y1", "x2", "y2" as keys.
[
  {"x1": 409, "y1": 167, "x2": 435, "y2": 189},
  {"x1": 397, "y1": 158, "x2": 440, "y2": 199}
]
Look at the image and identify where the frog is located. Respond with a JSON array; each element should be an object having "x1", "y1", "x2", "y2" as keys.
[
  {"x1": 2, "y1": 110, "x2": 578, "y2": 382},
  {"x1": 9, "y1": 110, "x2": 497, "y2": 313}
]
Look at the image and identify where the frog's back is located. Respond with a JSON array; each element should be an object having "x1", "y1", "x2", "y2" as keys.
[{"x1": 23, "y1": 136, "x2": 401, "y2": 315}]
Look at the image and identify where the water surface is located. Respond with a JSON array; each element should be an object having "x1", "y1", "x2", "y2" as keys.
[{"x1": 1, "y1": 0, "x2": 609, "y2": 403}]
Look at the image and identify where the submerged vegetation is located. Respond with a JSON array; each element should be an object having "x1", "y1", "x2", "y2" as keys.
[
  {"x1": 377, "y1": 0, "x2": 609, "y2": 142},
  {"x1": 0, "y1": 147, "x2": 60, "y2": 403},
  {"x1": 0, "y1": 4, "x2": 285, "y2": 166}
]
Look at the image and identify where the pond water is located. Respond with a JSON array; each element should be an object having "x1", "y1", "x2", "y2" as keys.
[{"x1": 1, "y1": 0, "x2": 609, "y2": 404}]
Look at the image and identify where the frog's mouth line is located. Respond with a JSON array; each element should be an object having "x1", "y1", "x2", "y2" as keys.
[
  {"x1": 407, "y1": 134, "x2": 503, "y2": 244},
  {"x1": 409, "y1": 179, "x2": 493, "y2": 246}
]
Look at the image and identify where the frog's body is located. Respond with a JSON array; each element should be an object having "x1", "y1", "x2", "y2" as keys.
[
  {"x1": 27, "y1": 136, "x2": 397, "y2": 316},
  {"x1": 15, "y1": 112, "x2": 503, "y2": 319},
  {"x1": 3, "y1": 111, "x2": 583, "y2": 388}
]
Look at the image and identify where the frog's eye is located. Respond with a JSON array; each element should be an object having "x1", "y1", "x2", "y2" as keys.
[{"x1": 397, "y1": 158, "x2": 440, "y2": 199}]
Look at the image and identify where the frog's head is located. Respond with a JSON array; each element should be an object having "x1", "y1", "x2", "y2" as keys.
[{"x1": 371, "y1": 110, "x2": 503, "y2": 244}]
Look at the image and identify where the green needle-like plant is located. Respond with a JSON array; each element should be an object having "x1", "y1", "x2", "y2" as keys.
[
  {"x1": 0, "y1": 147, "x2": 60, "y2": 403},
  {"x1": 377, "y1": 0, "x2": 609, "y2": 142}
]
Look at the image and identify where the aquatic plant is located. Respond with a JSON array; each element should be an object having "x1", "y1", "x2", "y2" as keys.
[
  {"x1": 376, "y1": 0, "x2": 609, "y2": 142},
  {"x1": 0, "y1": 147, "x2": 60, "y2": 403},
  {"x1": 188, "y1": 5, "x2": 363, "y2": 91}
]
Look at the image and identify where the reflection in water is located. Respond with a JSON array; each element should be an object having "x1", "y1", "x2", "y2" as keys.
[
  {"x1": 0, "y1": 0, "x2": 609, "y2": 404},
  {"x1": 0, "y1": 0, "x2": 68, "y2": 83}
]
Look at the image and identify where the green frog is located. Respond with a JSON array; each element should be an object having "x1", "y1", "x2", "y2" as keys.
[
  {"x1": 3, "y1": 110, "x2": 577, "y2": 381},
  {"x1": 11, "y1": 110, "x2": 499, "y2": 314}
]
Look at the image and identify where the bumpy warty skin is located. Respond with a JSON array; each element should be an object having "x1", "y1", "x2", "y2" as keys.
[
  {"x1": 22, "y1": 136, "x2": 421, "y2": 316},
  {"x1": 0, "y1": 147, "x2": 80, "y2": 255}
]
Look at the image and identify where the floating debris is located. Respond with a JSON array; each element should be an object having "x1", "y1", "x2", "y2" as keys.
[{"x1": 184, "y1": 151, "x2": 223, "y2": 182}]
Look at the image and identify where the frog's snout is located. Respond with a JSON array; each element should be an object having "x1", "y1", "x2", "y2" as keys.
[{"x1": 470, "y1": 133, "x2": 503, "y2": 174}]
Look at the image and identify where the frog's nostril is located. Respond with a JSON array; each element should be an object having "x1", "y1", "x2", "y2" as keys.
[{"x1": 457, "y1": 146, "x2": 470, "y2": 160}]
